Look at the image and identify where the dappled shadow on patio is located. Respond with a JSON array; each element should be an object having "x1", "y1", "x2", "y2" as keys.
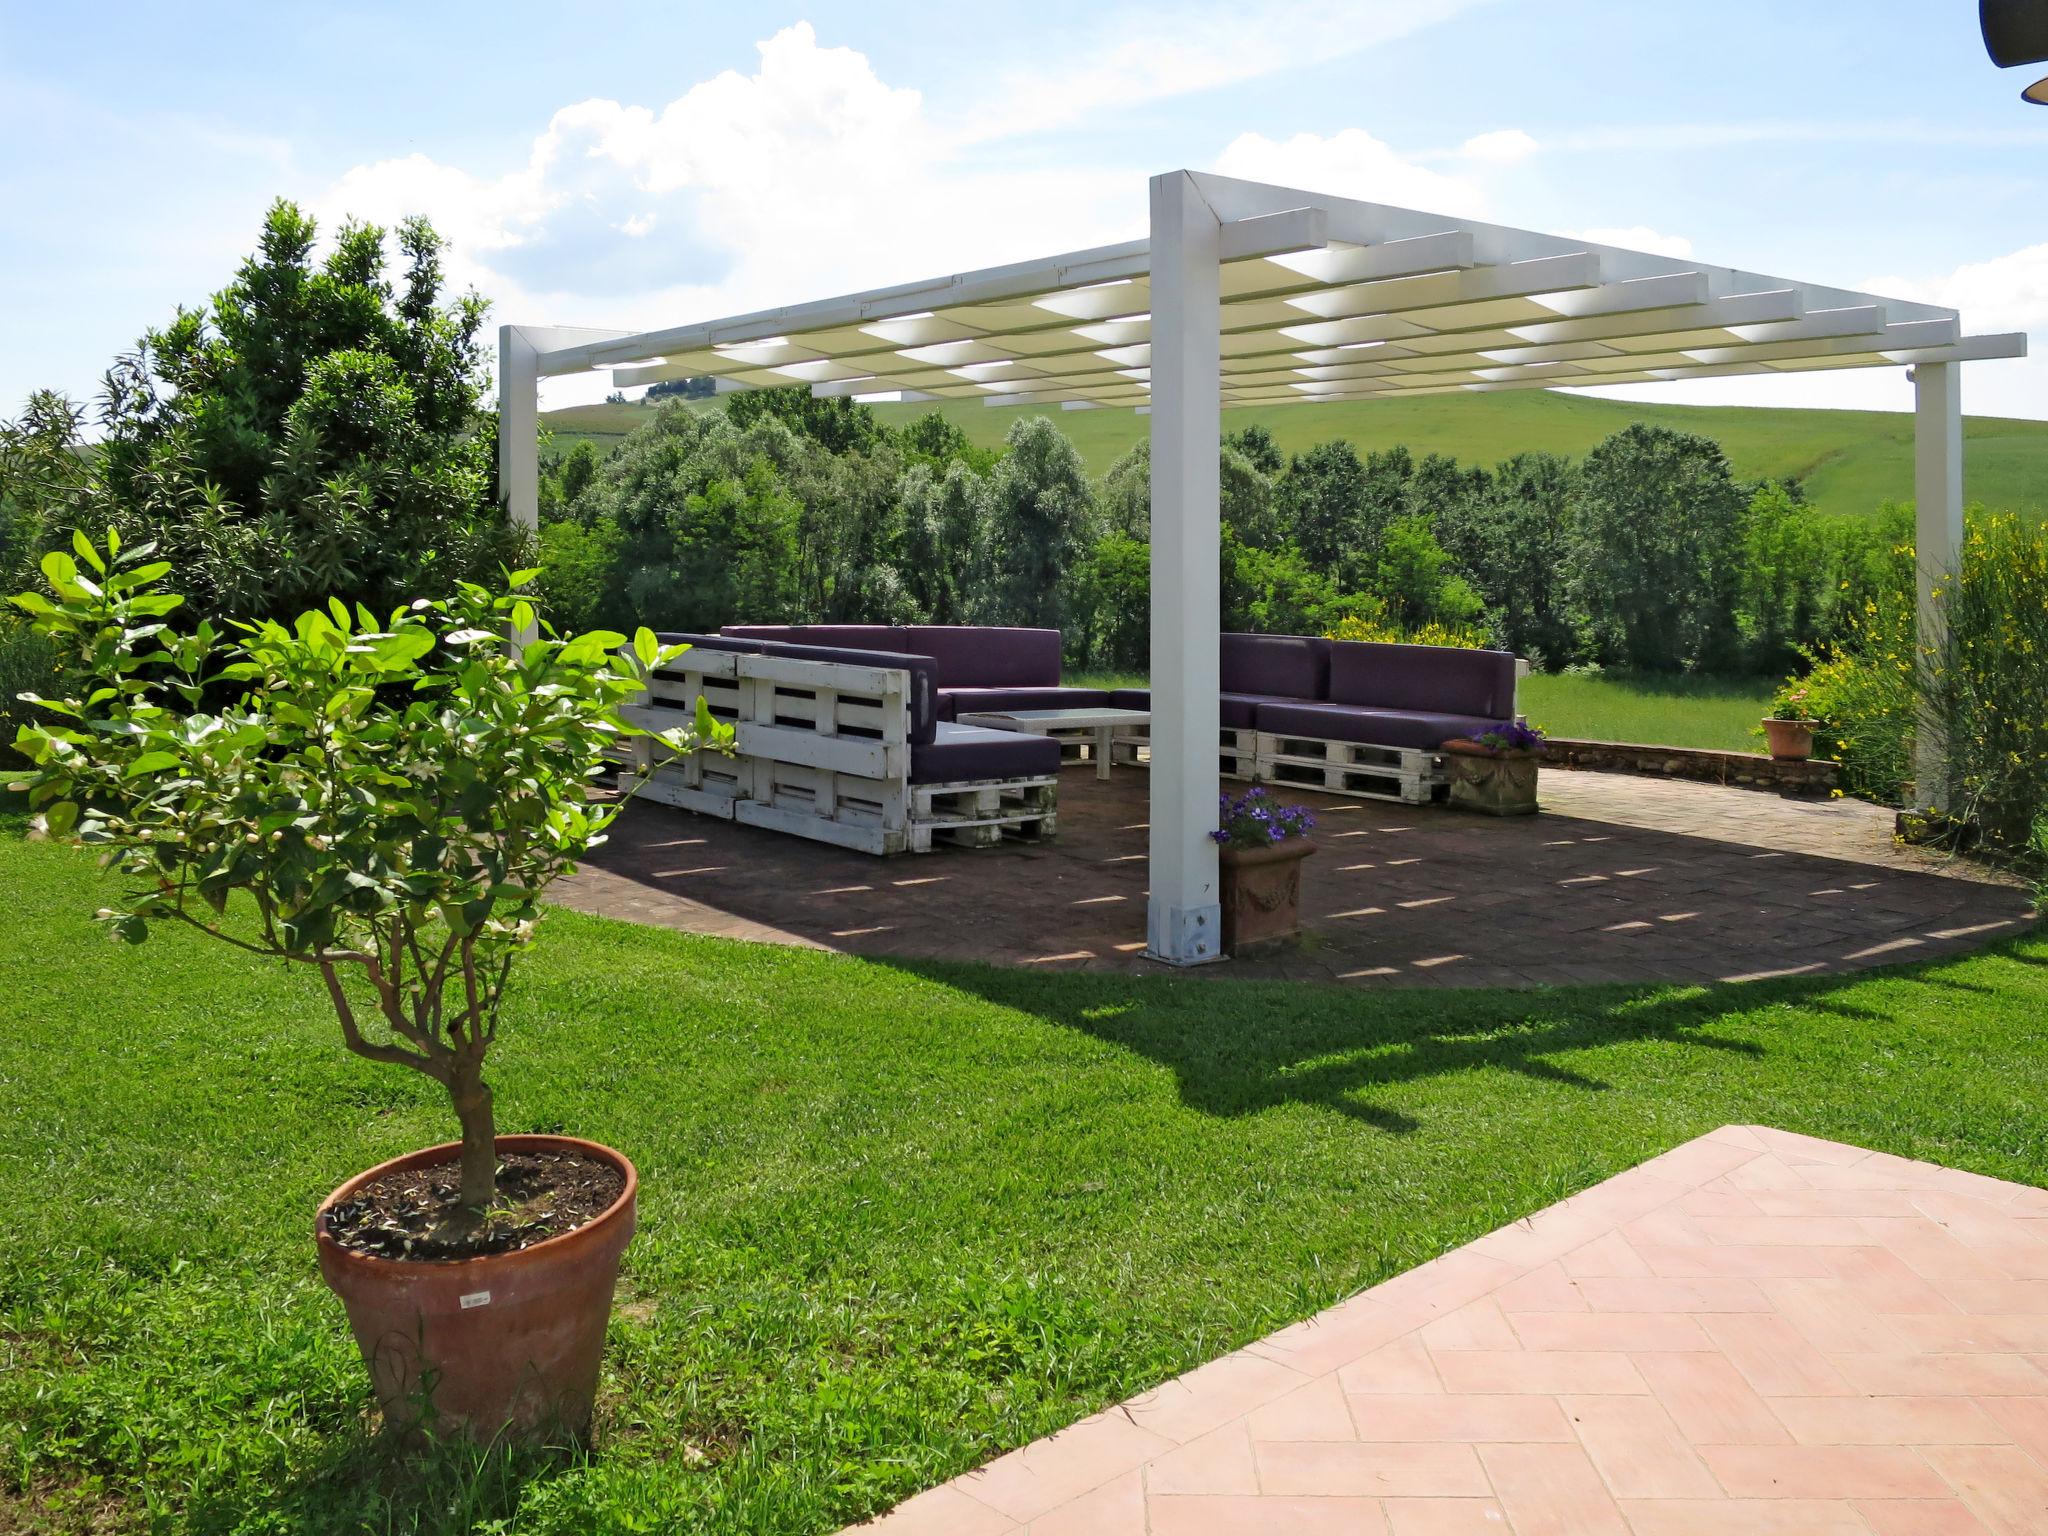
[{"x1": 559, "y1": 766, "x2": 2035, "y2": 990}]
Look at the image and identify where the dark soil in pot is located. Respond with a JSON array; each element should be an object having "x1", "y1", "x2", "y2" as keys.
[{"x1": 325, "y1": 1148, "x2": 625, "y2": 1262}]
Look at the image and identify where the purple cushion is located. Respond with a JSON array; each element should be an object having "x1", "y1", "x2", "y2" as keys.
[
  {"x1": 1107, "y1": 688, "x2": 1287, "y2": 728},
  {"x1": 1221, "y1": 633, "x2": 1329, "y2": 700},
  {"x1": 1255, "y1": 699, "x2": 1508, "y2": 752},
  {"x1": 942, "y1": 686, "x2": 1112, "y2": 716},
  {"x1": 723, "y1": 625, "x2": 1064, "y2": 689},
  {"x1": 910, "y1": 723, "x2": 1062, "y2": 784},
  {"x1": 897, "y1": 627, "x2": 1062, "y2": 689},
  {"x1": 1327, "y1": 640, "x2": 1516, "y2": 718}
]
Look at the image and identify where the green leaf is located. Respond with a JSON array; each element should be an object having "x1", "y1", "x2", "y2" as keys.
[
  {"x1": 122, "y1": 750, "x2": 181, "y2": 778},
  {"x1": 328, "y1": 597, "x2": 351, "y2": 632},
  {"x1": 72, "y1": 528, "x2": 106, "y2": 575},
  {"x1": 508, "y1": 567, "x2": 542, "y2": 589},
  {"x1": 42, "y1": 801, "x2": 78, "y2": 837},
  {"x1": 106, "y1": 525, "x2": 120, "y2": 559},
  {"x1": 9, "y1": 592, "x2": 57, "y2": 618},
  {"x1": 633, "y1": 626, "x2": 658, "y2": 666},
  {"x1": 40, "y1": 550, "x2": 80, "y2": 594},
  {"x1": 512, "y1": 600, "x2": 535, "y2": 635}
]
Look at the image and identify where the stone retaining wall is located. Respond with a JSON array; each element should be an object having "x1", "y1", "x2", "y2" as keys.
[{"x1": 1541, "y1": 738, "x2": 1839, "y2": 797}]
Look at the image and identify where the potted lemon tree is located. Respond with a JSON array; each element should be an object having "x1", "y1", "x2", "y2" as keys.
[{"x1": 9, "y1": 532, "x2": 729, "y2": 1441}]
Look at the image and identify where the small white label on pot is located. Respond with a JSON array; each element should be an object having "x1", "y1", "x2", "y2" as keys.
[{"x1": 460, "y1": 1290, "x2": 491, "y2": 1309}]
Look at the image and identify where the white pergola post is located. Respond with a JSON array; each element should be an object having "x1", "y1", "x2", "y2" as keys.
[
  {"x1": 1911, "y1": 360, "x2": 1963, "y2": 809},
  {"x1": 498, "y1": 324, "x2": 543, "y2": 650},
  {"x1": 1145, "y1": 171, "x2": 1225, "y2": 966}
]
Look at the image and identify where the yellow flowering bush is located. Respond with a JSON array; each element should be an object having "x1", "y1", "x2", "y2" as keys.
[{"x1": 1326, "y1": 614, "x2": 1494, "y2": 650}]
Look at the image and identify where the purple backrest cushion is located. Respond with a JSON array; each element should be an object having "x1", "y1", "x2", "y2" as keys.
[
  {"x1": 1219, "y1": 633, "x2": 1330, "y2": 700},
  {"x1": 897, "y1": 627, "x2": 1061, "y2": 688},
  {"x1": 1327, "y1": 640, "x2": 1516, "y2": 719},
  {"x1": 724, "y1": 625, "x2": 1062, "y2": 689}
]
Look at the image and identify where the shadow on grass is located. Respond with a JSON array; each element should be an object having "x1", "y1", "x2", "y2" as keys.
[
  {"x1": 183, "y1": 1424, "x2": 590, "y2": 1536},
  {"x1": 873, "y1": 956, "x2": 1785, "y2": 1133}
]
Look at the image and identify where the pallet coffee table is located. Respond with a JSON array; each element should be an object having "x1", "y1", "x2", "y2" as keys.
[{"x1": 955, "y1": 706, "x2": 1150, "y2": 782}]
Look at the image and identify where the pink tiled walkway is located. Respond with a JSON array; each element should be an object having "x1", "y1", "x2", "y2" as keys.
[{"x1": 849, "y1": 1127, "x2": 2048, "y2": 1535}]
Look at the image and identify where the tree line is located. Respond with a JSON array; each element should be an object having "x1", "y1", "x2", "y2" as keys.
[{"x1": 536, "y1": 385, "x2": 1901, "y2": 678}]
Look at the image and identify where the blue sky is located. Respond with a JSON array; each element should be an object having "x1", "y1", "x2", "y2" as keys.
[{"x1": 6, "y1": 1, "x2": 2046, "y2": 419}]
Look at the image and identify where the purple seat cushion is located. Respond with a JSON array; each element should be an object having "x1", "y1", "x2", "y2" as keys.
[
  {"x1": 1255, "y1": 699, "x2": 1508, "y2": 752},
  {"x1": 1221, "y1": 633, "x2": 1330, "y2": 700},
  {"x1": 1327, "y1": 640, "x2": 1517, "y2": 719},
  {"x1": 910, "y1": 723, "x2": 1062, "y2": 785},
  {"x1": 942, "y1": 686, "x2": 1112, "y2": 716},
  {"x1": 1109, "y1": 688, "x2": 1149, "y2": 712},
  {"x1": 721, "y1": 624, "x2": 899, "y2": 652}
]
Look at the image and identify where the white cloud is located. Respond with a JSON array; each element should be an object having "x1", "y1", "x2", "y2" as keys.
[
  {"x1": 953, "y1": 0, "x2": 1491, "y2": 142},
  {"x1": 1560, "y1": 225, "x2": 1695, "y2": 259},
  {"x1": 1459, "y1": 128, "x2": 1539, "y2": 165},
  {"x1": 1863, "y1": 242, "x2": 2048, "y2": 335},
  {"x1": 1212, "y1": 128, "x2": 1492, "y2": 217}
]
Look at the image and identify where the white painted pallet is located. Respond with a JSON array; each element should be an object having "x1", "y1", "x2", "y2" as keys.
[
  {"x1": 1256, "y1": 732, "x2": 1449, "y2": 805},
  {"x1": 907, "y1": 776, "x2": 1058, "y2": 853}
]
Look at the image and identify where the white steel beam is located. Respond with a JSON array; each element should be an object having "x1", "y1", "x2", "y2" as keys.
[
  {"x1": 1913, "y1": 361, "x2": 1963, "y2": 811},
  {"x1": 1146, "y1": 171, "x2": 1225, "y2": 967}
]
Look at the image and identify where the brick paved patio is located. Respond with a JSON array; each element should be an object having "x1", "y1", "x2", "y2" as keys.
[
  {"x1": 557, "y1": 766, "x2": 2033, "y2": 988},
  {"x1": 848, "y1": 1125, "x2": 2048, "y2": 1536}
]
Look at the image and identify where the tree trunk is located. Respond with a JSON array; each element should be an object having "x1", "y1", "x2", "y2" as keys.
[{"x1": 451, "y1": 1069, "x2": 498, "y2": 1212}]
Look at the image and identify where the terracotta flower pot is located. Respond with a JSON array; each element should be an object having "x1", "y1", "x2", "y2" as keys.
[
  {"x1": 1442, "y1": 739, "x2": 1540, "y2": 816},
  {"x1": 315, "y1": 1134, "x2": 637, "y2": 1442},
  {"x1": 1761, "y1": 717, "x2": 1815, "y2": 761},
  {"x1": 1219, "y1": 837, "x2": 1316, "y2": 953}
]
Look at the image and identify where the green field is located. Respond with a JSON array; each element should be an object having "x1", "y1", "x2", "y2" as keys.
[
  {"x1": 4, "y1": 828, "x2": 2046, "y2": 1534},
  {"x1": 1069, "y1": 670, "x2": 1777, "y2": 753},
  {"x1": 1517, "y1": 671, "x2": 1776, "y2": 752},
  {"x1": 544, "y1": 390, "x2": 2048, "y2": 522}
]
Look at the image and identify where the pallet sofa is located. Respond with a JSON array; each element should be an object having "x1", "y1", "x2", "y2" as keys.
[
  {"x1": 622, "y1": 630, "x2": 1062, "y2": 855},
  {"x1": 1110, "y1": 632, "x2": 1521, "y2": 805}
]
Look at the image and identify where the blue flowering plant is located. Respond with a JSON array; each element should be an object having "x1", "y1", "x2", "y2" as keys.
[
  {"x1": 1459, "y1": 721, "x2": 1546, "y2": 756},
  {"x1": 1210, "y1": 786, "x2": 1317, "y2": 849}
]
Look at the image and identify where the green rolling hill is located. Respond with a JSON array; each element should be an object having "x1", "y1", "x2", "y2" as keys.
[{"x1": 542, "y1": 390, "x2": 2048, "y2": 521}]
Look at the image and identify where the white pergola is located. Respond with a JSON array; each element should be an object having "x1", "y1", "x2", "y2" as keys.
[{"x1": 501, "y1": 170, "x2": 2026, "y2": 966}]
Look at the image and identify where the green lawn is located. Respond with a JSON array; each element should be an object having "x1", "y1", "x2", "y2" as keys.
[
  {"x1": 3, "y1": 829, "x2": 2045, "y2": 1534},
  {"x1": 547, "y1": 390, "x2": 2048, "y2": 522},
  {"x1": 1517, "y1": 671, "x2": 1777, "y2": 752}
]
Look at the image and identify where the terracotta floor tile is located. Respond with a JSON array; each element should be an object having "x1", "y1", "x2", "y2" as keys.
[
  {"x1": 1619, "y1": 1497, "x2": 1874, "y2": 1534},
  {"x1": 1246, "y1": 1374, "x2": 1361, "y2": 1443},
  {"x1": 1561, "y1": 1393, "x2": 1720, "y2": 1499},
  {"x1": 1832, "y1": 1352, "x2": 2048, "y2": 1397},
  {"x1": 852, "y1": 1484, "x2": 1020, "y2": 1535},
  {"x1": 1493, "y1": 1263, "x2": 1588, "y2": 1314},
  {"x1": 1431, "y1": 1349, "x2": 1644, "y2": 1396},
  {"x1": 1144, "y1": 1425, "x2": 1261, "y2": 1497},
  {"x1": 1696, "y1": 1312, "x2": 1853, "y2": 1397},
  {"x1": 1510, "y1": 1311, "x2": 1713, "y2": 1353},
  {"x1": 1381, "y1": 1497, "x2": 1512, "y2": 1534},
  {"x1": 1699, "y1": 1443, "x2": 1949, "y2": 1499},
  {"x1": 1979, "y1": 1397, "x2": 2048, "y2": 1464},
  {"x1": 1917, "y1": 1445, "x2": 2048, "y2": 1536},
  {"x1": 1933, "y1": 1278, "x2": 2048, "y2": 1315},
  {"x1": 1337, "y1": 1336, "x2": 1444, "y2": 1396},
  {"x1": 1122, "y1": 1350, "x2": 1309, "y2": 1443},
  {"x1": 958, "y1": 1412, "x2": 1177, "y2": 1523},
  {"x1": 1146, "y1": 1494, "x2": 1391, "y2": 1536},
  {"x1": 1560, "y1": 1233, "x2": 1652, "y2": 1279},
  {"x1": 1888, "y1": 1315, "x2": 2048, "y2": 1354},
  {"x1": 1026, "y1": 1468, "x2": 1145, "y2": 1536},
  {"x1": 1575, "y1": 1276, "x2": 1773, "y2": 1313},
  {"x1": 1255, "y1": 1441, "x2": 1490, "y2": 1498},
  {"x1": 1632, "y1": 1351, "x2": 1794, "y2": 1444},
  {"x1": 1822, "y1": 1244, "x2": 1966, "y2": 1314},
  {"x1": 1858, "y1": 1219, "x2": 2011, "y2": 1281},
  {"x1": 1419, "y1": 1298, "x2": 1522, "y2": 1353},
  {"x1": 1630, "y1": 1240, "x2": 1839, "y2": 1280},
  {"x1": 1758, "y1": 1278, "x2": 1915, "y2": 1355},
  {"x1": 1344, "y1": 1393, "x2": 1572, "y2": 1443},
  {"x1": 1475, "y1": 1442, "x2": 1629, "y2": 1536},
  {"x1": 1855, "y1": 1499, "x2": 1998, "y2": 1535},
  {"x1": 1768, "y1": 1394, "x2": 2002, "y2": 1445}
]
